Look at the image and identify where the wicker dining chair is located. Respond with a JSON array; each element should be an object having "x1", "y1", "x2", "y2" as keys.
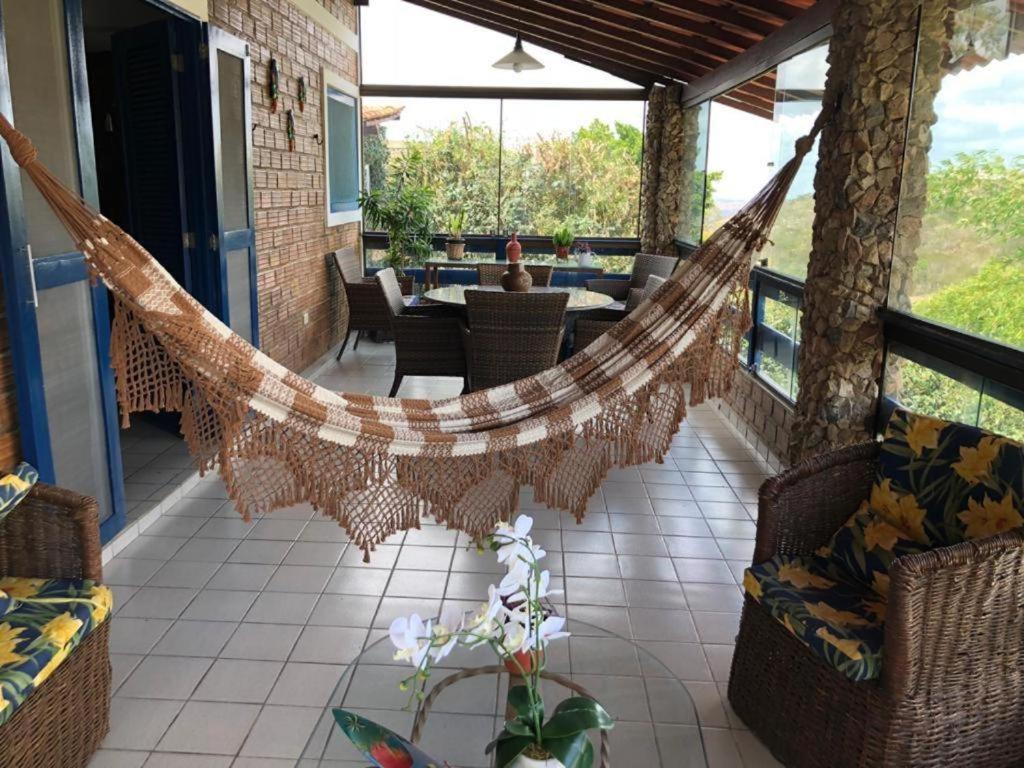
[
  {"x1": 332, "y1": 249, "x2": 392, "y2": 360},
  {"x1": 729, "y1": 441, "x2": 1024, "y2": 768},
  {"x1": 462, "y1": 290, "x2": 568, "y2": 391},
  {"x1": 476, "y1": 263, "x2": 554, "y2": 287},
  {"x1": 376, "y1": 268, "x2": 467, "y2": 396},
  {"x1": 586, "y1": 252, "x2": 677, "y2": 303},
  {"x1": 0, "y1": 483, "x2": 110, "y2": 768},
  {"x1": 573, "y1": 275, "x2": 667, "y2": 352}
]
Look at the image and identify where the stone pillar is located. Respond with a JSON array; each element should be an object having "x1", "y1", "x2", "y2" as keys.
[
  {"x1": 640, "y1": 85, "x2": 702, "y2": 255},
  {"x1": 639, "y1": 87, "x2": 666, "y2": 253},
  {"x1": 788, "y1": 0, "x2": 925, "y2": 461}
]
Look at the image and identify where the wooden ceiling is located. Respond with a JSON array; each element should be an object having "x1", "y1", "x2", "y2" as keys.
[{"x1": 400, "y1": 0, "x2": 819, "y2": 104}]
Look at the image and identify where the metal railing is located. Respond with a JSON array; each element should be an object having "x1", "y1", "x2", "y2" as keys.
[{"x1": 744, "y1": 265, "x2": 804, "y2": 402}]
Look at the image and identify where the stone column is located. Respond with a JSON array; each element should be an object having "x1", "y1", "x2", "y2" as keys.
[
  {"x1": 640, "y1": 87, "x2": 666, "y2": 253},
  {"x1": 640, "y1": 86, "x2": 703, "y2": 255},
  {"x1": 788, "y1": 0, "x2": 926, "y2": 461}
]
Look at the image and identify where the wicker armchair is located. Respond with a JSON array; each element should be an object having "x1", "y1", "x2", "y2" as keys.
[
  {"x1": 376, "y1": 268, "x2": 467, "y2": 396},
  {"x1": 729, "y1": 442, "x2": 1024, "y2": 768},
  {"x1": 462, "y1": 290, "x2": 568, "y2": 391},
  {"x1": 586, "y1": 252, "x2": 677, "y2": 303},
  {"x1": 0, "y1": 483, "x2": 110, "y2": 768},
  {"x1": 332, "y1": 249, "x2": 392, "y2": 360},
  {"x1": 476, "y1": 263, "x2": 554, "y2": 287}
]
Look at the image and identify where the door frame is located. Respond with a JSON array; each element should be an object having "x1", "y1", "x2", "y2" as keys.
[
  {"x1": 0, "y1": 0, "x2": 127, "y2": 541},
  {"x1": 206, "y1": 26, "x2": 259, "y2": 346}
]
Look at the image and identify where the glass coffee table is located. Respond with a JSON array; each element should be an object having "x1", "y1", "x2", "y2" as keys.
[{"x1": 299, "y1": 619, "x2": 708, "y2": 767}]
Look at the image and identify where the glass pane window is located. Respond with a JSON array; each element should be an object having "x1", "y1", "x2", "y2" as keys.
[
  {"x1": 704, "y1": 43, "x2": 828, "y2": 277},
  {"x1": 676, "y1": 101, "x2": 711, "y2": 246},
  {"x1": 500, "y1": 99, "x2": 644, "y2": 238},
  {"x1": 361, "y1": 96, "x2": 501, "y2": 235},
  {"x1": 327, "y1": 86, "x2": 360, "y2": 216},
  {"x1": 891, "y1": 1, "x2": 1024, "y2": 351},
  {"x1": 755, "y1": 289, "x2": 802, "y2": 401}
]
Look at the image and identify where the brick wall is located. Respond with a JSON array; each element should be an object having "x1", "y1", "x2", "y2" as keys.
[
  {"x1": 716, "y1": 369, "x2": 794, "y2": 472},
  {"x1": 211, "y1": 0, "x2": 360, "y2": 373}
]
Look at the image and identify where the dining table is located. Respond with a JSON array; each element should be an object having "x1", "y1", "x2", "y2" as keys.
[
  {"x1": 421, "y1": 256, "x2": 604, "y2": 290},
  {"x1": 421, "y1": 284, "x2": 617, "y2": 312}
]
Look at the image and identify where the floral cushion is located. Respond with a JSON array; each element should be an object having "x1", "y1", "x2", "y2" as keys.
[
  {"x1": 0, "y1": 577, "x2": 112, "y2": 726},
  {"x1": 743, "y1": 555, "x2": 885, "y2": 681},
  {"x1": 819, "y1": 501, "x2": 929, "y2": 599},
  {"x1": 874, "y1": 408, "x2": 1024, "y2": 547},
  {"x1": 0, "y1": 463, "x2": 38, "y2": 526}
]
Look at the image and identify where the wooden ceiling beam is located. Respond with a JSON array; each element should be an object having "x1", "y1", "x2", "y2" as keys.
[
  {"x1": 448, "y1": 0, "x2": 724, "y2": 76},
  {"x1": 577, "y1": 0, "x2": 763, "y2": 53},
  {"x1": 401, "y1": 0, "x2": 662, "y2": 85},
  {"x1": 507, "y1": 0, "x2": 739, "y2": 65},
  {"x1": 407, "y1": 0, "x2": 707, "y2": 82},
  {"x1": 720, "y1": 0, "x2": 805, "y2": 24},
  {"x1": 715, "y1": 93, "x2": 774, "y2": 119},
  {"x1": 644, "y1": 0, "x2": 781, "y2": 38}
]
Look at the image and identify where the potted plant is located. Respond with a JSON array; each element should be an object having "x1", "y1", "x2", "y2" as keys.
[
  {"x1": 445, "y1": 209, "x2": 467, "y2": 261},
  {"x1": 385, "y1": 516, "x2": 614, "y2": 767},
  {"x1": 358, "y1": 153, "x2": 435, "y2": 295},
  {"x1": 552, "y1": 226, "x2": 574, "y2": 261}
]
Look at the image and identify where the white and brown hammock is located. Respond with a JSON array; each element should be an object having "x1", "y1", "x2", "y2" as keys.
[{"x1": 0, "y1": 112, "x2": 825, "y2": 559}]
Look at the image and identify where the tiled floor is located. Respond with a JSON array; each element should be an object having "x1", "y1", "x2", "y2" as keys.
[
  {"x1": 91, "y1": 341, "x2": 783, "y2": 768},
  {"x1": 119, "y1": 421, "x2": 197, "y2": 527}
]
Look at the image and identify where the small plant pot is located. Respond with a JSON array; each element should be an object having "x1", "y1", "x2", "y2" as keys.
[
  {"x1": 446, "y1": 239, "x2": 466, "y2": 261},
  {"x1": 398, "y1": 275, "x2": 415, "y2": 296},
  {"x1": 555, "y1": 246, "x2": 570, "y2": 260},
  {"x1": 578, "y1": 251, "x2": 594, "y2": 268},
  {"x1": 503, "y1": 647, "x2": 544, "y2": 675},
  {"x1": 510, "y1": 750, "x2": 564, "y2": 768}
]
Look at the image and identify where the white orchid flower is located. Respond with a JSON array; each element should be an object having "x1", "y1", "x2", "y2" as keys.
[
  {"x1": 494, "y1": 516, "x2": 535, "y2": 565},
  {"x1": 462, "y1": 585, "x2": 504, "y2": 647},
  {"x1": 389, "y1": 613, "x2": 432, "y2": 667},
  {"x1": 524, "y1": 615, "x2": 570, "y2": 650},
  {"x1": 430, "y1": 604, "x2": 467, "y2": 662}
]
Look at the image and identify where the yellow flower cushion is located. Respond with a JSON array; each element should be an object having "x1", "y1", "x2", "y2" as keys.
[
  {"x1": 0, "y1": 463, "x2": 38, "y2": 526},
  {"x1": 0, "y1": 577, "x2": 112, "y2": 725},
  {"x1": 744, "y1": 555, "x2": 885, "y2": 681},
  {"x1": 876, "y1": 409, "x2": 1023, "y2": 547}
]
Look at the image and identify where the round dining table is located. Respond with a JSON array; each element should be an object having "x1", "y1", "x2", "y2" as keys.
[{"x1": 421, "y1": 284, "x2": 617, "y2": 312}]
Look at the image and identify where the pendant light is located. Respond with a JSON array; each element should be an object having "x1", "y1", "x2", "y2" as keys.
[{"x1": 492, "y1": 33, "x2": 544, "y2": 73}]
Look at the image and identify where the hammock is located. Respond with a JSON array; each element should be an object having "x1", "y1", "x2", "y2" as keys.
[{"x1": 0, "y1": 112, "x2": 826, "y2": 559}]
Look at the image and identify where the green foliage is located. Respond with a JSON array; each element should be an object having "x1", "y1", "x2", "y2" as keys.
[
  {"x1": 380, "y1": 115, "x2": 641, "y2": 243},
  {"x1": 446, "y1": 208, "x2": 467, "y2": 240},
  {"x1": 358, "y1": 150, "x2": 435, "y2": 275},
  {"x1": 551, "y1": 225, "x2": 575, "y2": 249}
]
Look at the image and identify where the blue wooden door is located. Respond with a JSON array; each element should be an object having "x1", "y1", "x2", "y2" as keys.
[
  {"x1": 205, "y1": 27, "x2": 258, "y2": 345},
  {"x1": 112, "y1": 20, "x2": 193, "y2": 292},
  {"x1": 0, "y1": 0, "x2": 125, "y2": 541}
]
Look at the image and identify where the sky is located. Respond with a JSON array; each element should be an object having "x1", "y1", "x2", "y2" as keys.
[{"x1": 362, "y1": 0, "x2": 1024, "y2": 205}]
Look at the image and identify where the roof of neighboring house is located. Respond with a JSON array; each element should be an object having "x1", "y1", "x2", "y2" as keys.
[{"x1": 362, "y1": 105, "x2": 405, "y2": 126}]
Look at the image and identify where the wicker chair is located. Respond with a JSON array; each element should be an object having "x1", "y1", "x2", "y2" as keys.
[
  {"x1": 462, "y1": 290, "x2": 568, "y2": 391},
  {"x1": 586, "y1": 252, "x2": 677, "y2": 303},
  {"x1": 729, "y1": 441, "x2": 1024, "y2": 768},
  {"x1": 0, "y1": 483, "x2": 110, "y2": 768},
  {"x1": 376, "y1": 268, "x2": 467, "y2": 397},
  {"x1": 573, "y1": 275, "x2": 667, "y2": 353},
  {"x1": 476, "y1": 263, "x2": 554, "y2": 287},
  {"x1": 332, "y1": 249, "x2": 392, "y2": 360}
]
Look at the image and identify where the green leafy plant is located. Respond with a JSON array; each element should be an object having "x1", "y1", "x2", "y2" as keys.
[
  {"x1": 358, "y1": 151, "x2": 435, "y2": 276},
  {"x1": 551, "y1": 225, "x2": 575, "y2": 250},
  {"x1": 446, "y1": 208, "x2": 467, "y2": 241}
]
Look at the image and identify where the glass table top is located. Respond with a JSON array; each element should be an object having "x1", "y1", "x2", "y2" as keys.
[
  {"x1": 422, "y1": 285, "x2": 615, "y2": 312},
  {"x1": 299, "y1": 619, "x2": 708, "y2": 767}
]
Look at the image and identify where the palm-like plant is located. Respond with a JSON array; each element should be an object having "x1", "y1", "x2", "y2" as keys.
[{"x1": 359, "y1": 151, "x2": 436, "y2": 276}]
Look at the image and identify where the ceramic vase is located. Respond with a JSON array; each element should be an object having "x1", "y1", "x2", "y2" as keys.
[
  {"x1": 506, "y1": 233, "x2": 522, "y2": 263},
  {"x1": 503, "y1": 648, "x2": 544, "y2": 676},
  {"x1": 555, "y1": 245, "x2": 570, "y2": 260},
  {"x1": 501, "y1": 262, "x2": 532, "y2": 293}
]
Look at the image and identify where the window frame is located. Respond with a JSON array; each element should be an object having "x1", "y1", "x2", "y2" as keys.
[{"x1": 322, "y1": 67, "x2": 362, "y2": 227}]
